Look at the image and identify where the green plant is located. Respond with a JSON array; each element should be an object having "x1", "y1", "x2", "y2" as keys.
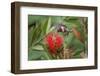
[{"x1": 28, "y1": 15, "x2": 88, "y2": 60}]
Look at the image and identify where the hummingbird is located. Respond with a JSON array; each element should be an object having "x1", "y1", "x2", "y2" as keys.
[
  {"x1": 55, "y1": 24, "x2": 84, "y2": 43},
  {"x1": 56, "y1": 24, "x2": 72, "y2": 35}
]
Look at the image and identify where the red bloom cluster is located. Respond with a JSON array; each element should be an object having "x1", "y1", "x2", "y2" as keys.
[{"x1": 44, "y1": 32, "x2": 63, "y2": 54}]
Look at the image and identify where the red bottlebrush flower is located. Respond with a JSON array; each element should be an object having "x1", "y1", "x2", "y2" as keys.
[
  {"x1": 55, "y1": 33, "x2": 63, "y2": 48},
  {"x1": 44, "y1": 32, "x2": 64, "y2": 54}
]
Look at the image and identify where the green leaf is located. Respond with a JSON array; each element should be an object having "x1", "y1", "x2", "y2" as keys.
[
  {"x1": 28, "y1": 49, "x2": 52, "y2": 60},
  {"x1": 42, "y1": 44, "x2": 53, "y2": 59},
  {"x1": 42, "y1": 17, "x2": 52, "y2": 34},
  {"x1": 28, "y1": 15, "x2": 47, "y2": 26},
  {"x1": 28, "y1": 44, "x2": 53, "y2": 60},
  {"x1": 28, "y1": 24, "x2": 42, "y2": 47},
  {"x1": 64, "y1": 17, "x2": 83, "y2": 30},
  {"x1": 72, "y1": 38, "x2": 85, "y2": 49},
  {"x1": 51, "y1": 16, "x2": 64, "y2": 24},
  {"x1": 31, "y1": 45, "x2": 44, "y2": 51},
  {"x1": 48, "y1": 26, "x2": 55, "y2": 33},
  {"x1": 28, "y1": 26, "x2": 35, "y2": 47},
  {"x1": 46, "y1": 17, "x2": 52, "y2": 34},
  {"x1": 65, "y1": 16, "x2": 79, "y2": 21},
  {"x1": 28, "y1": 50, "x2": 43, "y2": 60},
  {"x1": 73, "y1": 49, "x2": 83, "y2": 56},
  {"x1": 72, "y1": 54, "x2": 81, "y2": 58},
  {"x1": 64, "y1": 33, "x2": 74, "y2": 47}
]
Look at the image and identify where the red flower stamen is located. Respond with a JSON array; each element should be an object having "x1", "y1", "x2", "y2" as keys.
[{"x1": 44, "y1": 32, "x2": 63, "y2": 54}]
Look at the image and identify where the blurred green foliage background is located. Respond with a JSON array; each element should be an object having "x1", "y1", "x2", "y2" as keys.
[{"x1": 28, "y1": 15, "x2": 88, "y2": 60}]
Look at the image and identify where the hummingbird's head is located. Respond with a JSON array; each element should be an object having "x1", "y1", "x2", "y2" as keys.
[{"x1": 56, "y1": 24, "x2": 72, "y2": 35}]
